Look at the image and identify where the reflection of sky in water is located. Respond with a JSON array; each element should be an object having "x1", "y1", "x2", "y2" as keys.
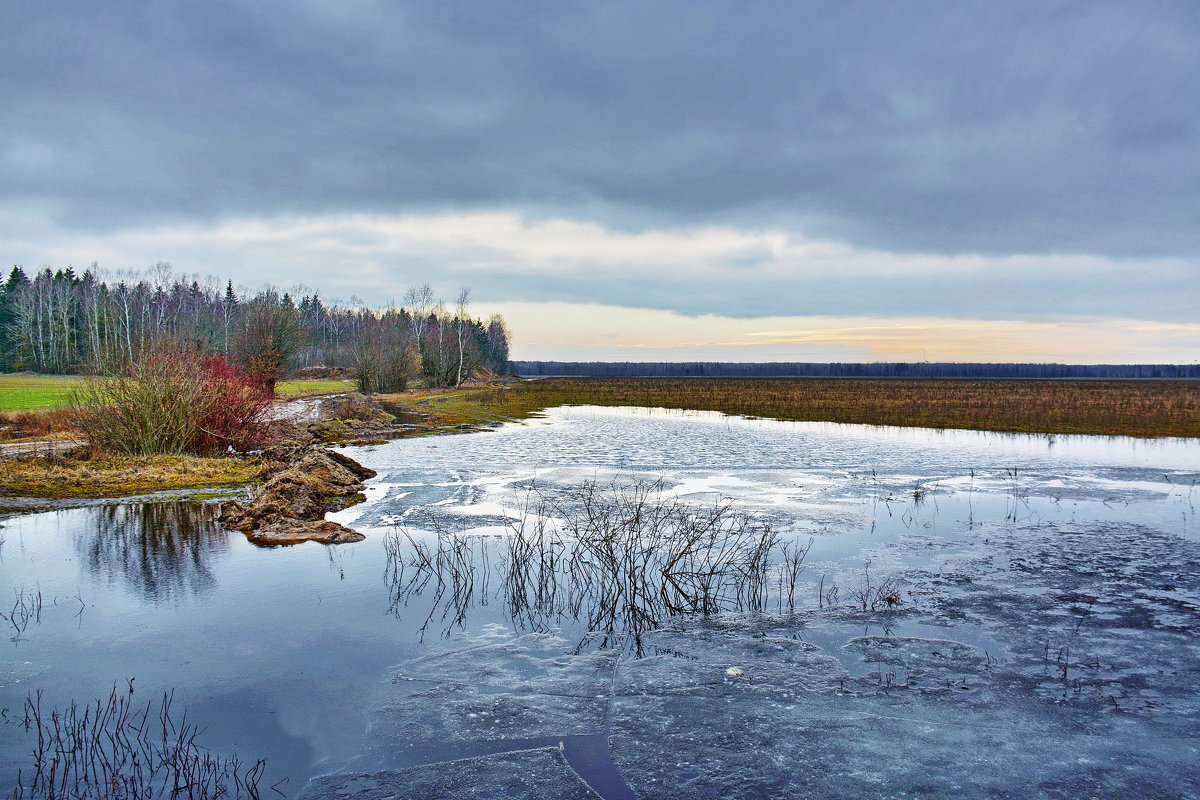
[
  {"x1": 0, "y1": 407, "x2": 1195, "y2": 796},
  {"x1": 341, "y1": 406, "x2": 1198, "y2": 544},
  {"x1": 350, "y1": 405, "x2": 1200, "y2": 474}
]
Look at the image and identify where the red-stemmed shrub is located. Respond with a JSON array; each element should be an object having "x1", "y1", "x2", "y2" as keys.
[
  {"x1": 73, "y1": 345, "x2": 276, "y2": 456},
  {"x1": 193, "y1": 355, "x2": 273, "y2": 454}
]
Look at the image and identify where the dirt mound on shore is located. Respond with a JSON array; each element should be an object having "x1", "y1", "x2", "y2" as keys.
[
  {"x1": 310, "y1": 393, "x2": 398, "y2": 443},
  {"x1": 219, "y1": 445, "x2": 377, "y2": 545}
]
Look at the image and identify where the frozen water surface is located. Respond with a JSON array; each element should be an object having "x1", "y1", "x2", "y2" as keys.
[
  {"x1": 1, "y1": 406, "x2": 1197, "y2": 798},
  {"x1": 302, "y1": 747, "x2": 601, "y2": 800}
]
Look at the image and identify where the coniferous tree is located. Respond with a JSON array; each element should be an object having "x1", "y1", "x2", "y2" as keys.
[{"x1": 0, "y1": 267, "x2": 31, "y2": 370}]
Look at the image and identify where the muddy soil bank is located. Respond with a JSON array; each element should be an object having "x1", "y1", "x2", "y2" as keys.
[
  {"x1": 219, "y1": 444, "x2": 376, "y2": 545},
  {"x1": 219, "y1": 394, "x2": 397, "y2": 545}
]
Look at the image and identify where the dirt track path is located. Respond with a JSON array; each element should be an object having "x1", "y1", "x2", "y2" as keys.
[{"x1": 0, "y1": 438, "x2": 81, "y2": 461}]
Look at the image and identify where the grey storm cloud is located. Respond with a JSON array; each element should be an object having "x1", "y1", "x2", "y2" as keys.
[{"x1": 4, "y1": 0, "x2": 1199, "y2": 260}]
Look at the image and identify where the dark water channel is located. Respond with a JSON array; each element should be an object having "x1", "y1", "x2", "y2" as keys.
[{"x1": 1, "y1": 407, "x2": 1197, "y2": 798}]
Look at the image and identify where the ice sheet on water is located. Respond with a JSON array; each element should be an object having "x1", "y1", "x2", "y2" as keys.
[
  {"x1": 613, "y1": 615, "x2": 846, "y2": 696},
  {"x1": 300, "y1": 747, "x2": 600, "y2": 800},
  {"x1": 607, "y1": 616, "x2": 1199, "y2": 800},
  {"x1": 327, "y1": 536, "x2": 1199, "y2": 799},
  {"x1": 314, "y1": 410, "x2": 1200, "y2": 797},
  {"x1": 359, "y1": 464, "x2": 877, "y2": 545},
  {"x1": 612, "y1": 692, "x2": 1195, "y2": 799},
  {"x1": 360, "y1": 406, "x2": 1200, "y2": 476},
  {"x1": 843, "y1": 634, "x2": 988, "y2": 676},
  {"x1": 0, "y1": 660, "x2": 42, "y2": 687},
  {"x1": 917, "y1": 519, "x2": 1200, "y2": 738},
  {"x1": 370, "y1": 633, "x2": 619, "y2": 743},
  {"x1": 598, "y1": 507, "x2": 1200, "y2": 798}
]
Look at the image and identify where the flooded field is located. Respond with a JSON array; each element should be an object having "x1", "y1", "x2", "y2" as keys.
[{"x1": 1, "y1": 406, "x2": 1197, "y2": 798}]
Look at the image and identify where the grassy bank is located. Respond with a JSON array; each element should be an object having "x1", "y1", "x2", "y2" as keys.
[
  {"x1": 373, "y1": 383, "x2": 526, "y2": 432},
  {"x1": 0, "y1": 452, "x2": 260, "y2": 499},
  {"x1": 0, "y1": 374, "x2": 348, "y2": 501},
  {"x1": 408, "y1": 377, "x2": 1200, "y2": 438}
]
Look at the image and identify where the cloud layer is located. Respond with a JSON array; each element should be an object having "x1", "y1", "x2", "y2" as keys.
[
  {"x1": 3, "y1": 2, "x2": 1197, "y2": 362},
  {"x1": 15, "y1": 212, "x2": 1197, "y2": 324},
  {"x1": 3, "y1": 1, "x2": 1198, "y2": 257}
]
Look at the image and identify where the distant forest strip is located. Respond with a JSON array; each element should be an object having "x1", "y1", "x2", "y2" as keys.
[
  {"x1": 461, "y1": 378, "x2": 1200, "y2": 438},
  {"x1": 512, "y1": 361, "x2": 1200, "y2": 380},
  {"x1": 0, "y1": 265, "x2": 510, "y2": 391}
]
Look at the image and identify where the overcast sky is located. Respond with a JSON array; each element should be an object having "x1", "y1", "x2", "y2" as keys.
[{"x1": 3, "y1": 1, "x2": 1197, "y2": 362}]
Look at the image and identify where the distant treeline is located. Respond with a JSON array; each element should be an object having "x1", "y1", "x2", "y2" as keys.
[
  {"x1": 511, "y1": 361, "x2": 1200, "y2": 379},
  {"x1": 0, "y1": 264, "x2": 510, "y2": 390}
]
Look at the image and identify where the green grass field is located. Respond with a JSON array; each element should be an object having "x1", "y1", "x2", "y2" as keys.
[
  {"x1": 0, "y1": 375, "x2": 84, "y2": 412},
  {"x1": 0, "y1": 375, "x2": 351, "y2": 412},
  {"x1": 275, "y1": 378, "x2": 354, "y2": 398}
]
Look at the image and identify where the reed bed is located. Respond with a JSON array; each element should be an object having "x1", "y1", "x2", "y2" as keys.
[
  {"x1": 459, "y1": 377, "x2": 1200, "y2": 438},
  {"x1": 9, "y1": 680, "x2": 267, "y2": 800},
  {"x1": 385, "y1": 480, "x2": 837, "y2": 651},
  {"x1": 2, "y1": 586, "x2": 43, "y2": 637}
]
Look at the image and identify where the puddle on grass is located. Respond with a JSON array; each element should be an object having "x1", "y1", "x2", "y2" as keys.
[{"x1": 0, "y1": 406, "x2": 1197, "y2": 799}]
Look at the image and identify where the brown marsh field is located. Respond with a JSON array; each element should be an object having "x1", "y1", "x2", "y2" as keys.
[{"x1": 452, "y1": 377, "x2": 1200, "y2": 438}]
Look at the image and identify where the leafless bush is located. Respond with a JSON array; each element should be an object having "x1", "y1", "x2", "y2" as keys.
[
  {"x1": 505, "y1": 480, "x2": 782, "y2": 647},
  {"x1": 777, "y1": 537, "x2": 813, "y2": 611},
  {"x1": 845, "y1": 562, "x2": 905, "y2": 612},
  {"x1": 385, "y1": 524, "x2": 485, "y2": 638},
  {"x1": 71, "y1": 345, "x2": 271, "y2": 456}
]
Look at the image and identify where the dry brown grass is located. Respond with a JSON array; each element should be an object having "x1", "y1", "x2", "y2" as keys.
[
  {"x1": 438, "y1": 377, "x2": 1200, "y2": 438},
  {"x1": 0, "y1": 408, "x2": 79, "y2": 441},
  {"x1": 0, "y1": 451, "x2": 260, "y2": 499}
]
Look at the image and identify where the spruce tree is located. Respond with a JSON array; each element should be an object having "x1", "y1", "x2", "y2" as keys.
[{"x1": 0, "y1": 267, "x2": 30, "y2": 371}]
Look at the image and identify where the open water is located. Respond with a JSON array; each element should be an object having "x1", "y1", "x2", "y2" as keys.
[{"x1": 1, "y1": 406, "x2": 1197, "y2": 798}]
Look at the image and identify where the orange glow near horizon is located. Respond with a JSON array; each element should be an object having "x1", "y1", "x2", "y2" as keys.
[{"x1": 477, "y1": 303, "x2": 1200, "y2": 364}]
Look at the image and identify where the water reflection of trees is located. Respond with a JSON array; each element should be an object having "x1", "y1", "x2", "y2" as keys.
[
  {"x1": 75, "y1": 502, "x2": 231, "y2": 602},
  {"x1": 384, "y1": 480, "x2": 812, "y2": 654}
]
